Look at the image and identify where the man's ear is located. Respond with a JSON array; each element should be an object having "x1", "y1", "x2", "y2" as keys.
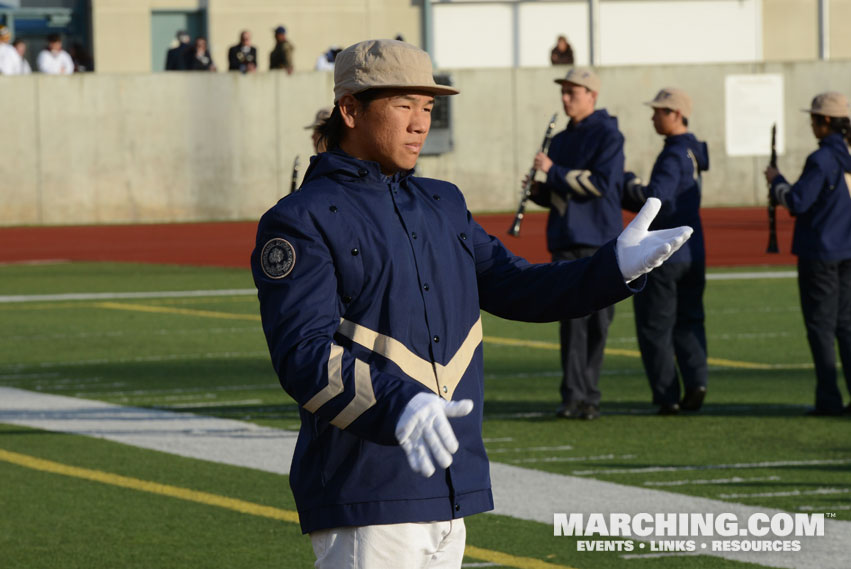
[{"x1": 338, "y1": 94, "x2": 359, "y2": 129}]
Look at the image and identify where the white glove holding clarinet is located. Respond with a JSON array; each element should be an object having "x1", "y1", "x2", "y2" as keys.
[
  {"x1": 616, "y1": 197, "x2": 693, "y2": 283},
  {"x1": 395, "y1": 392, "x2": 474, "y2": 478}
]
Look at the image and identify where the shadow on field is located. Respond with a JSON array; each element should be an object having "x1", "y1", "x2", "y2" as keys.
[{"x1": 482, "y1": 399, "x2": 815, "y2": 420}]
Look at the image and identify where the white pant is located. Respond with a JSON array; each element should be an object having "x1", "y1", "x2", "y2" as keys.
[{"x1": 310, "y1": 519, "x2": 466, "y2": 569}]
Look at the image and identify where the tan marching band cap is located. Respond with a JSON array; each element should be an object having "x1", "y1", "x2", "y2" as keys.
[
  {"x1": 802, "y1": 91, "x2": 850, "y2": 118},
  {"x1": 644, "y1": 87, "x2": 693, "y2": 119},
  {"x1": 304, "y1": 107, "x2": 333, "y2": 130},
  {"x1": 554, "y1": 67, "x2": 601, "y2": 93},
  {"x1": 0, "y1": 25, "x2": 10, "y2": 36},
  {"x1": 333, "y1": 39, "x2": 459, "y2": 102}
]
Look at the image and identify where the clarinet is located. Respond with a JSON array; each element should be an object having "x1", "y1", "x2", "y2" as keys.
[
  {"x1": 766, "y1": 124, "x2": 779, "y2": 253},
  {"x1": 290, "y1": 155, "x2": 300, "y2": 195},
  {"x1": 508, "y1": 114, "x2": 558, "y2": 237}
]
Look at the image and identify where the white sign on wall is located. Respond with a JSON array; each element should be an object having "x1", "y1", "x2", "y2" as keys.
[{"x1": 725, "y1": 74, "x2": 785, "y2": 157}]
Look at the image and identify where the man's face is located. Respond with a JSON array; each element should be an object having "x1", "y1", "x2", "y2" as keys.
[
  {"x1": 241, "y1": 32, "x2": 251, "y2": 45},
  {"x1": 48, "y1": 40, "x2": 61, "y2": 53},
  {"x1": 14, "y1": 42, "x2": 25, "y2": 57},
  {"x1": 561, "y1": 82, "x2": 596, "y2": 121},
  {"x1": 345, "y1": 90, "x2": 434, "y2": 175},
  {"x1": 652, "y1": 107, "x2": 680, "y2": 135},
  {"x1": 196, "y1": 39, "x2": 206, "y2": 52}
]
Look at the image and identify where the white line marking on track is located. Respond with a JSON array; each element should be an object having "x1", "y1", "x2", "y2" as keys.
[
  {"x1": 719, "y1": 488, "x2": 850, "y2": 499},
  {"x1": 707, "y1": 271, "x2": 796, "y2": 280},
  {"x1": 0, "y1": 289, "x2": 256, "y2": 303},
  {"x1": 510, "y1": 453, "x2": 637, "y2": 464},
  {"x1": 644, "y1": 475, "x2": 782, "y2": 487},
  {"x1": 799, "y1": 504, "x2": 851, "y2": 511},
  {"x1": 574, "y1": 458, "x2": 851, "y2": 476},
  {"x1": 487, "y1": 444, "x2": 573, "y2": 454}
]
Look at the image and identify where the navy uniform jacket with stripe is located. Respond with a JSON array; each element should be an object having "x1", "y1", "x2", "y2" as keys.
[
  {"x1": 531, "y1": 109, "x2": 625, "y2": 252},
  {"x1": 622, "y1": 133, "x2": 709, "y2": 265},
  {"x1": 770, "y1": 132, "x2": 851, "y2": 261},
  {"x1": 251, "y1": 149, "x2": 641, "y2": 534}
]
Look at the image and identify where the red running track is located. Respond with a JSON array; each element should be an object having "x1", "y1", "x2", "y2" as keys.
[{"x1": 0, "y1": 208, "x2": 795, "y2": 268}]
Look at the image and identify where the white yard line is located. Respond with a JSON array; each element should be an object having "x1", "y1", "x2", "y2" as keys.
[
  {"x1": 573, "y1": 459, "x2": 851, "y2": 476},
  {"x1": 1, "y1": 387, "x2": 848, "y2": 569}
]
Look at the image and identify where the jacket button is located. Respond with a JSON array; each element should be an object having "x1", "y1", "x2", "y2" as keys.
[
  {"x1": 433, "y1": 335, "x2": 440, "y2": 343},
  {"x1": 433, "y1": 194, "x2": 441, "y2": 200},
  {"x1": 460, "y1": 233, "x2": 467, "y2": 240},
  {"x1": 342, "y1": 296, "x2": 352, "y2": 304},
  {"x1": 442, "y1": 385, "x2": 448, "y2": 393},
  {"x1": 411, "y1": 232, "x2": 417, "y2": 239},
  {"x1": 455, "y1": 503, "x2": 460, "y2": 511},
  {"x1": 351, "y1": 248, "x2": 359, "y2": 256},
  {"x1": 329, "y1": 205, "x2": 338, "y2": 213},
  {"x1": 423, "y1": 283, "x2": 429, "y2": 291},
  {"x1": 357, "y1": 168, "x2": 368, "y2": 177}
]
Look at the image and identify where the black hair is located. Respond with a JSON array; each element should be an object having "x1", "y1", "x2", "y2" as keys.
[
  {"x1": 46, "y1": 33, "x2": 61, "y2": 44},
  {"x1": 660, "y1": 107, "x2": 688, "y2": 127},
  {"x1": 812, "y1": 114, "x2": 851, "y2": 145},
  {"x1": 317, "y1": 89, "x2": 384, "y2": 151}
]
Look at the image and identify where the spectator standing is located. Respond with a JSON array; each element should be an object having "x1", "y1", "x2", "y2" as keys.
[
  {"x1": 251, "y1": 38, "x2": 690, "y2": 568},
  {"x1": 269, "y1": 25, "x2": 294, "y2": 74},
  {"x1": 184, "y1": 37, "x2": 216, "y2": 71},
  {"x1": 765, "y1": 92, "x2": 851, "y2": 416},
  {"x1": 0, "y1": 26, "x2": 17, "y2": 75},
  {"x1": 550, "y1": 35, "x2": 574, "y2": 65},
  {"x1": 228, "y1": 30, "x2": 257, "y2": 73},
  {"x1": 12, "y1": 39, "x2": 32, "y2": 74},
  {"x1": 165, "y1": 30, "x2": 191, "y2": 71},
  {"x1": 622, "y1": 88, "x2": 710, "y2": 415},
  {"x1": 37, "y1": 34, "x2": 74, "y2": 75},
  {"x1": 527, "y1": 67, "x2": 626, "y2": 420},
  {"x1": 315, "y1": 46, "x2": 341, "y2": 71}
]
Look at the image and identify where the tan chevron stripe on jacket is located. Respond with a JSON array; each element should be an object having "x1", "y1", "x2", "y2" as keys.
[{"x1": 337, "y1": 316, "x2": 483, "y2": 400}]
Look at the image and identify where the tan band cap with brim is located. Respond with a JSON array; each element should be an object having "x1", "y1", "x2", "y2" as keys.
[
  {"x1": 644, "y1": 87, "x2": 693, "y2": 119},
  {"x1": 304, "y1": 107, "x2": 333, "y2": 130},
  {"x1": 333, "y1": 39, "x2": 459, "y2": 102},
  {"x1": 554, "y1": 67, "x2": 601, "y2": 93},
  {"x1": 802, "y1": 91, "x2": 850, "y2": 118}
]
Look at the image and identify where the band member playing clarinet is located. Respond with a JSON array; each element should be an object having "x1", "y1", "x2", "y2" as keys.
[{"x1": 525, "y1": 67, "x2": 626, "y2": 421}]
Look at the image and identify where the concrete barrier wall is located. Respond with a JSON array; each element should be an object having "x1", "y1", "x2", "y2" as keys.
[{"x1": 2, "y1": 60, "x2": 850, "y2": 226}]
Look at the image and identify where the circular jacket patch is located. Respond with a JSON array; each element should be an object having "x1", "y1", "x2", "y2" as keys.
[{"x1": 260, "y1": 238, "x2": 296, "y2": 279}]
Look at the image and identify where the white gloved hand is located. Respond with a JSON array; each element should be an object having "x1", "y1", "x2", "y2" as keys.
[
  {"x1": 616, "y1": 197, "x2": 693, "y2": 283},
  {"x1": 395, "y1": 392, "x2": 474, "y2": 478}
]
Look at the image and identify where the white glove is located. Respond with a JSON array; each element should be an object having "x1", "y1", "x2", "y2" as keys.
[
  {"x1": 616, "y1": 197, "x2": 693, "y2": 283},
  {"x1": 395, "y1": 392, "x2": 474, "y2": 478}
]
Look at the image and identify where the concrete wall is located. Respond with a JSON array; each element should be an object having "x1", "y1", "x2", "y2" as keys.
[{"x1": 2, "y1": 60, "x2": 850, "y2": 226}]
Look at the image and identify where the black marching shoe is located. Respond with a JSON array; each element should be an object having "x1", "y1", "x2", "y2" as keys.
[
  {"x1": 579, "y1": 403, "x2": 600, "y2": 420},
  {"x1": 680, "y1": 386, "x2": 707, "y2": 412},
  {"x1": 657, "y1": 403, "x2": 680, "y2": 415},
  {"x1": 556, "y1": 404, "x2": 582, "y2": 419}
]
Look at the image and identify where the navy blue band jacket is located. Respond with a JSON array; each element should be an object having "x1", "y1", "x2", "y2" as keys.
[
  {"x1": 770, "y1": 132, "x2": 851, "y2": 261},
  {"x1": 251, "y1": 150, "x2": 641, "y2": 534},
  {"x1": 530, "y1": 109, "x2": 625, "y2": 252},
  {"x1": 623, "y1": 133, "x2": 710, "y2": 265}
]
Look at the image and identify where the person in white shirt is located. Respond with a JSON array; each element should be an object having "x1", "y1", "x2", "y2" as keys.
[
  {"x1": 37, "y1": 33, "x2": 74, "y2": 75},
  {"x1": 0, "y1": 25, "x2": 20, "y2": 75},
  {"x1": 12, "y1": 39, "x2": 32, "y2": 74}
]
